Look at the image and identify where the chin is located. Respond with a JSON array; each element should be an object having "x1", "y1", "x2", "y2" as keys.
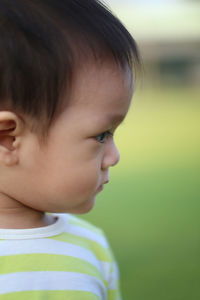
[{"x1": 71, "y1": 197, "x2": 96, "y2": 215}]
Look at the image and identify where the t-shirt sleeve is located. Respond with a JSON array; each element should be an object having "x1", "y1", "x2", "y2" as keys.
[
  {"x1": 107, "y1": 260, "x2": 122, "y2": 300},
  {"x1": 66, "y1": 215, "x2": 123, "y2": 300},
  {"x1": 98, "y1": 230, "x2": 122, "y2": 300}
]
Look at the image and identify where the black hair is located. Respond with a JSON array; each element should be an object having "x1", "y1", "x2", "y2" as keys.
[{"x1": 0, "y1": 0, "x2": 140, "y2": 135}]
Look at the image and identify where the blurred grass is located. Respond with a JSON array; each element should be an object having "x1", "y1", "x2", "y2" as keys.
[{"x1": 81, "y1": 86, "x2": 200, "y2": 300}]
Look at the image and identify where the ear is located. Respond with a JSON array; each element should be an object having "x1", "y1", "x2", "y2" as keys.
[{"x1": 0, "y1": 111, "x2": 24, "y2": 166}]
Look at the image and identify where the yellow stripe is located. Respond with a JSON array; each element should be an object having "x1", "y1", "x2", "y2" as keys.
[
  {"x1": 50, "y1": 233, "x2": 112, "y2": 262},
  {"x1": 108, "y1": 288, "x2": 121, "y2": 300},
  {"x1": 0, "y1": 254, "x2": 102, "y2": 281},
  {"x1": 0, "y1": 290, "x2": 101, "y2": 300}
]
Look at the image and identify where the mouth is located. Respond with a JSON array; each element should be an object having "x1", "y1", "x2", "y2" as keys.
[
  {"x1": 96, "y1": 180, "x2": 109, "y2": 194},
  {"x1": 96, "y1": 185, "x2": 103, "y2": 193}
]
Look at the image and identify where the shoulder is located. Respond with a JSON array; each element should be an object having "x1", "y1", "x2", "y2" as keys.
[
  {"x1": 54, "y1": 213, "x2": 115, "y2": 266},
  {"x1": 65, "y1": 215, "x2": 120, "y2": 285},
  {"x1": 66, "y1": 214, "x2": 110, "y2": 250},
  {"x1": 53, "y1": 214, "x2": 121, "y2": 294},
  {"x1": 68, "y1": 214, "x2": 105, "y2": 235}
]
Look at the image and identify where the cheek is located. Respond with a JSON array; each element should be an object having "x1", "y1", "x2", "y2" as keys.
[
  {"x1": 42, "y1": 159, "x2": 100, "y2": 196},
  {"x1": 29, "y1": 138, "x2": 103, "y2": 194}
]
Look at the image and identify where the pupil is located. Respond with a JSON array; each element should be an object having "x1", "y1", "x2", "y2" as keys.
[
  {"x1": 96, "y1": 132, "x2": 107, "y2": 143},
  {"x1": 100, "y1": 133, "x2": 106, "y2": 141}
]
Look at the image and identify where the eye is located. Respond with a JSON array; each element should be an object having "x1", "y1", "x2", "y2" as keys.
[{"x1": 95, "y1": 131, "x2": 113, "y2": 144}]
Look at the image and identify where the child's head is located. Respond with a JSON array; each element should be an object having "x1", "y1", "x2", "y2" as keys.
[{"x1": 0, "y1": 0, "x2": 140, "y2": 218}]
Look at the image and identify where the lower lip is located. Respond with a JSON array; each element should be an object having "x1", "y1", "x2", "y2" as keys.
[{"x1": 96, "y1": 185, "x2": 103, "y2": 193}]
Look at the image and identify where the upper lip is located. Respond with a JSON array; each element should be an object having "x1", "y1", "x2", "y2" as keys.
[{"x1": 103, "y1": 180, "x2": 109, "y2": 185}]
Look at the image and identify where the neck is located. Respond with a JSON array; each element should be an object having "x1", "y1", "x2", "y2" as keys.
[{"x1": 0, "y1": 192, "x2": 54, "y2": 229}]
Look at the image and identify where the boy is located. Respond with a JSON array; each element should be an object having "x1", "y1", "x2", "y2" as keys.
[{"x1": 0, "y1": 0, "x2": 140, "y2": 299}]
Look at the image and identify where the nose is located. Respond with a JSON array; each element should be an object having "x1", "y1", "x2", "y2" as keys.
[{"x1": 101, "y1": 140, "x2": 120, "y2": 170}]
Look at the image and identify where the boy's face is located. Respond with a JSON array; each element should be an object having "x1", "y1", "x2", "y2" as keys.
[{"x1": 12, "y1": 61, "x2": 133, "y2": 214}]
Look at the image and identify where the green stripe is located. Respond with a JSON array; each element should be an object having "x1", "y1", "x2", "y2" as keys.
[
  {"x1": 48, "y1": 232, "x2": 92, "y2": 250},
  {"x1": 0, "y1": 290, "x2": 101, "y2": 300},
  {"x1": 0, "y1": 254, "x2": 102, "y2": 280},
  {"x1": 49, "y1": 233, "x2": 112, "y2": 262},
  {"x1": 108, "y1": 288, "x2": 121, "y2": 300}
]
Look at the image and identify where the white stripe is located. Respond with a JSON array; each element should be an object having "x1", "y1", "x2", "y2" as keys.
[
  {"x1": 67, "y1": 224, "x2": 108, "y2": 248},
  {"x1": 113, "y1": 262, "x2": 120, "y2": 279},
  {"x1": 0, "y1": 239, "x2": 100, "y2": 271},
  {"x1": 99, "y1": 262, "x2": 111, "y2": 282},
  {"x1": 0, "y1": 271, "x2": 106, "y2": 299},
  {"x1": 108, "y1": 263, "x2": 119, "y2": 290}
]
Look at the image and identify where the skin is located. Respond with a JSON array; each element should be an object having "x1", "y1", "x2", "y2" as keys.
[{"x1": 0, "y1": 60, "x2": 133, "y2": 229}]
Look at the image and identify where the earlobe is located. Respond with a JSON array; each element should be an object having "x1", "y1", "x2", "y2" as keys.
[
  {"x1": 0, "y1": 111, "x2": 24, "y2": 166},
  {"x1": 0, "y1": 148, "x2": 19, "y2": 166}
]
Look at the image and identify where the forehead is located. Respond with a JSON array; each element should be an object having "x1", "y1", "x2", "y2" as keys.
[{"x1": 60, "y1": 60, "x2": 134, "y2": 125}]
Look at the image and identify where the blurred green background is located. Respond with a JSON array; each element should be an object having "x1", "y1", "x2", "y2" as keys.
[{"x1": 82, "y1": 1, "x2": 200, "y2": 299}]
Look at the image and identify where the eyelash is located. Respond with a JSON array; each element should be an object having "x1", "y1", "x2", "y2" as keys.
[{"x1": 95, "y1": 131, "x2": 113, "y2": 144}]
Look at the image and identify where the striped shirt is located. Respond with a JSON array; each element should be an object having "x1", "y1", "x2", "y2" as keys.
[{"x1": 0, "y1": 214, "x2": 122, "y2": 300}]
